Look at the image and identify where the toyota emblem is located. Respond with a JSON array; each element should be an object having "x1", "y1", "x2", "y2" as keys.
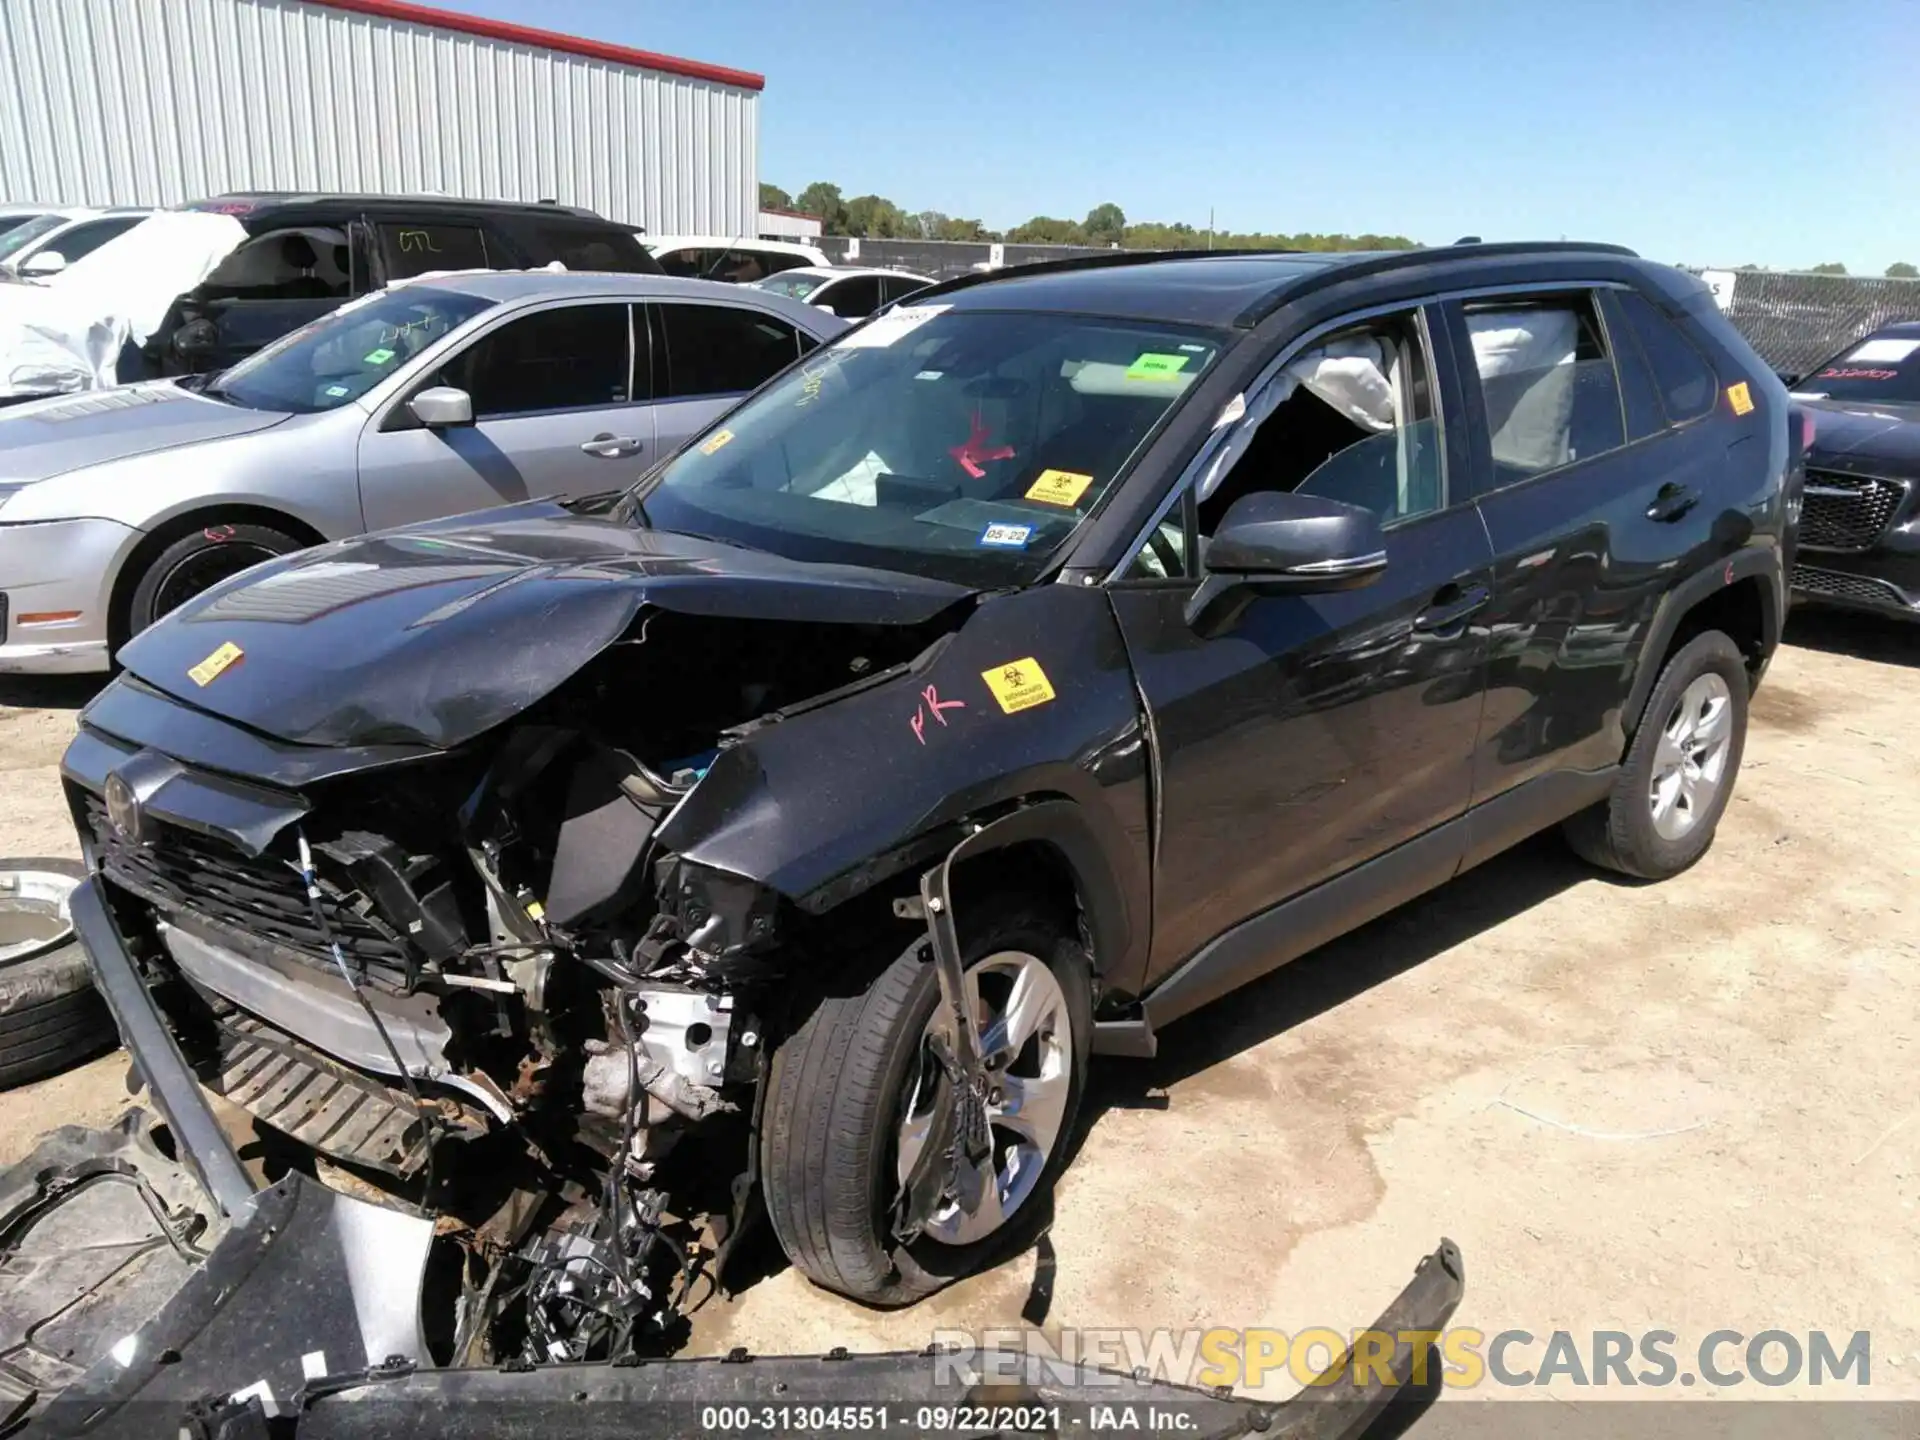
[{"x1": 103, "y1": 771, "x2": 145, "y2": 845}]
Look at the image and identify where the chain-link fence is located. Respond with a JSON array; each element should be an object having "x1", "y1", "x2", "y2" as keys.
[{"x1": 1687, "y1": 268, "x2": 1920, "y2": 378}]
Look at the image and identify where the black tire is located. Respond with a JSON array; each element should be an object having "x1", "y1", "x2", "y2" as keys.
[
  {"x1": 761, "y1": 896, "x2": 1093, "y2": 1306},
  {"x1": 1565, "y1": 630, "x2": 1750, "y2": 879},
  {"x1": 0, "y1": 859, "x2": 118, "y2": 1090},
  {"x1": 124, "y1": 522, "x2": 306, "y2": 635}
]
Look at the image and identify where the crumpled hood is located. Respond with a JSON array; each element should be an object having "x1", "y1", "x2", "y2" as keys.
[
  {"x1": 115, "y1": 501, "x2": 977, "y2": 749},
  {"x1": 1803, "y1": 400, "x2": 1920, "y2": 473},
  {"x1": 0, "y1": 382, "x2": 290, "y2": 484}
]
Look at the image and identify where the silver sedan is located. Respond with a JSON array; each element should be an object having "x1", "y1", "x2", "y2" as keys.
[{"x1": 0, "y1": 271, "x2": 847, "y2": 673}]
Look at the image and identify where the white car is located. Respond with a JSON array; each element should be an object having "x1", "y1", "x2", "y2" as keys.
[
  {"x1": 0, "y1": 207, "x2": 153, "y2": 278},
  {"x1": 641, "y1": 234, "x2": 829, "y2": 284},
  {"x1": 750, "y1": 265, "x2": 934, "y2": 320}
]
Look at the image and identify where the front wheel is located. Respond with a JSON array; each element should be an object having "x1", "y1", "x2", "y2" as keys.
[
  {"x1": 760, "y1": 899, "x2": 1092, "y2": 1305},
  {"x1": 124, "y1": 522, "x2": 306, "y2": 636}
]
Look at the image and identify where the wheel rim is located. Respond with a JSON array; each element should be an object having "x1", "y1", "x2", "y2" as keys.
[
  {"x1": 0, "y1": 867, "x2": 79, "y2": 966},
  {"x1": 1649, "y1": 672, "x2": 1734, "y2": 841},
  {"x1": 895, "y1": 951, "x2": 1073, "y2": 1247},
  {"x1": 150, "y1": 542, "x2": 278, "y2": 620}
]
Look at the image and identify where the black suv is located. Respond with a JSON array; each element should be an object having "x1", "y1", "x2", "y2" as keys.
[
  {"x1": 63, "y1": 244, "x2": 1792, "y2": 1360},
  {"x1": 140, "y1": 192, "x2": 661, "y2": 376}
]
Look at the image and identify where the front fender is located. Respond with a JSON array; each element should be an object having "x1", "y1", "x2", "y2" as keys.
[{"x1": 656, "y1": 583, "x2": 1154, "y2": 994}]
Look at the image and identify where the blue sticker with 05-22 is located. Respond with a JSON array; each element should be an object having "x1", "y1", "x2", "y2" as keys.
[{"x1": 980, "y1": 523, "x2": 1033, "y2": 549}]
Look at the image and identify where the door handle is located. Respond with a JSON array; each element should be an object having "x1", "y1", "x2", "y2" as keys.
[
  {"x1": 580, "y1": 433, "x2": 645, "y2": 459},
  {"x1": 1414, "y1": 582, "x2": 1491, "y2": 633},
  {"x1": 1646, "y1": 483, "x2": 1698, "y2": 523}
]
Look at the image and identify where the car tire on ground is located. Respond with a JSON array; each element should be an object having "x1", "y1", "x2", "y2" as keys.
[
  {"x1": 0, "y1": 859, "x2": 118, "y2": 1090},
  {"x1": 125, "y1": 522, "x2": 307, "y2": 636},
  {"x1": 761, "y1": 895, "x2": 1093, "y2": 1306},
  {"x1": 1565, "y1": 629, "x2": 1750, "y2": 880}
]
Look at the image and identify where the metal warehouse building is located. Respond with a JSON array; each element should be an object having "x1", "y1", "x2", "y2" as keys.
[{"x1": 0, "y1": 0, "x2": 762, "y2": 235}]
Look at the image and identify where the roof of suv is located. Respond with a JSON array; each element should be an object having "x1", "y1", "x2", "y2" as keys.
[
  {"x1": 923, "y1": 243, "x2": 1641, "y2": 329},
  {"x1": 182, "y1": 193, "x2": 607, "y2": 220}
]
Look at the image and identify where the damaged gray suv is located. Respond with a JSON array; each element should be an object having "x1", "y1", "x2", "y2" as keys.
[{"x1": 63, "y1": 244, "x2": 1793, "y2": 1363}]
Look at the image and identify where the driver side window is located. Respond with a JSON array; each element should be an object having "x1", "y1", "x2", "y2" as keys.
[{"x1": 1125, "y1": 310, "x2": 1445, "y2": 580}]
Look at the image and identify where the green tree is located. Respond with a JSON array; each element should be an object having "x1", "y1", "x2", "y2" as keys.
[
  {"x1": 843, "y1": 194, "x2": 909, "y2": 238},
  {"x1": 795, "y1": 181, "x2": 847, "y2": 234},
  {"x1": 758, "y1": 182, "x2": 792, "y2": 211},
  {"x1": 1082, "y1": 202, "x2": 1126, "y2": 246},
  {"x1": 1886, "y1": 261, "x2": 1918, "y2": 279},
  {"x1": 938, "y1": 216, "x2": 991, "y2": 242},
  {"x1": 1810, "y1": 262, "x2": 1849, "y2": 275},
  {"x1": 1007, "y1": 215, "x2": 1084, "y2": 244}
]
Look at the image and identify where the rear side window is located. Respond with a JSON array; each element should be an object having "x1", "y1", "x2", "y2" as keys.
[
  {"x1": 657, "y1": 304, "x2": 800, "y2": 399},
  {"x1": 50, "y1": 216, "x2": 144, "y2": 263},
  {"x1": 1462, "y1": 295, "x2": 1624, "y2": 487},
  {"x1": 526, "y1": 223, "x2": 655, "y2": 273},
  {"x1": 882, "y1": 274, "x2": 932, "y2": 306},
  {"x1": 818, "y1": 275, "x2": 883, "y2": 319},
  {"x1": 378, "y1": 222, "x2": 489, "y2": 279},
  {"x1": 1614, "y1": 290, "x2": 1716, "y2": 423}
]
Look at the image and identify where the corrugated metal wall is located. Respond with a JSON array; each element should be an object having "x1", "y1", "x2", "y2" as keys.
[{"x1": 0, "y1": 0, "x2": 757, "y2": 234}]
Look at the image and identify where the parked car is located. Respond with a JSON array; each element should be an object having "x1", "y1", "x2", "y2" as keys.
[
  {"x1": 751, "y1": 264, "x2": 934, "y2": 319},
  {"x1": 0, "y1": 204, "x2": 52, "y2": 236},
  {"x1": 0, "y1": 206, "x2": 153, "y2": 279},
  {"x1": 0, "y1": 271, "x2": 844, "y2": 673},
  {"x1": 1782, "y1": 321, "x2": 1920, "y2": 618},
  {"x1": 61, "y1": 244, "x2": 1789, "y2": 1364},
  {"x1": 642, "y1": 234, "x2": 829, "y2": 282}
]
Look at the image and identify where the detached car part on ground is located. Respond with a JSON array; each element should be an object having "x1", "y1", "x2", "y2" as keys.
[
  {"x1": 0, "y1": 1112, "x2": 1467, "y2": 1438},
  {"x1": 59, "y1": 245, "x2": 1790, "y2": 1367},
  {"x1": 1783, "y1": 320, "x2": 1920, "y2": 620}
]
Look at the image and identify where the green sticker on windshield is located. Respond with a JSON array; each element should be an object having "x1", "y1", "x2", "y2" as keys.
[
  {"x1": 324, "y1": 384, "x2": 350, "y2": 397},
  {"x1": 1126, "y1": 352, "x2": 1189, "y2": 381},
  {"x1": 363, "y1": 347, "x2": 396, "y2": 365}
]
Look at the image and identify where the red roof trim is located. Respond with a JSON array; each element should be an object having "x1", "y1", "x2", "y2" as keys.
[{"x1": 303, "y1": 0, "x2": 765, "y2": 92}]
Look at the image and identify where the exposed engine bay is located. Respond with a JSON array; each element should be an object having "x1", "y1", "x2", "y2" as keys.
[{"x1": 81, "y1": 607, "x2": 958, "y2": 1367}]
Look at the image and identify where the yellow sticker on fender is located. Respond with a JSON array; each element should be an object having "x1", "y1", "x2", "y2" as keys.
[
  {"x1": 1726, "y1": 381, "x2": 1754, "y2": 416},
  {"x1": 982, "y1": 657, "x2": 1056, "y2": 714},
  {"x1": 188, "y1": 641, "x2": 244, "y2": 687},
  {"x1": 1025, "y1": 469, "x2": 1093, "y2": 507},
  {"x1": 699, "y1": 429, "x2": 734, "y2": 455}
]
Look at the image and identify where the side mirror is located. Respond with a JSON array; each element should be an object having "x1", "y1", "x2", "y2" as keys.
[
  {"x1": 1184, "y1": 490, "x2": 1387, "y2": 630},
  {"x1": 408, "y1": 385, "x2": 473, "y2": 429},
  {"x1": 1776, "y1": 370, "x2": 1803, "y2": 390},
  {"x1": 19, "y1": 250, "x2": 66, "y2": 277}
]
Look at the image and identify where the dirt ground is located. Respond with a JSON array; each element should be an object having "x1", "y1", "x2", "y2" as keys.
[{"x1": 2, "y1": 613, "x2": 1915, "y2": 1405}]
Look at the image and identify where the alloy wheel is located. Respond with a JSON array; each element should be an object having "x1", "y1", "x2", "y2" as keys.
[{"x1": 1649, "y1": 672, "x2": 1734, "y2": 841}]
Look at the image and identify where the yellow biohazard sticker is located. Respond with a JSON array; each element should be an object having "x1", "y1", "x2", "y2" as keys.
[
  {"x1": 188, "y1": 641, "x2": 244, "y2": 687},
  {"x1": 981, "y1": 657, "x2": 1056, "y2": 715},
  {"x1": 1025, "y1": 469, "x2": 1094, "y2": 507},
  {"x1": 700, "y1": 428, "x2": 735, "y2": 455},
  {"x1": 1726, "y1": 381, "x2": 1754, "y2": 416}
]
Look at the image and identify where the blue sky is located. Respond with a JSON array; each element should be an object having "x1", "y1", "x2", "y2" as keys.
[{"x1": 461, "y1": 0, "x2": 1916, "y2": 273}]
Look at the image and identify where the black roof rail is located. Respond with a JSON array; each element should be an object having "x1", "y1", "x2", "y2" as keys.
[
  {"x1": 905, "y1": 246, "x2": 1304, "y2": 307},
  {"x1": 1231, "y1": 239, "x2": 1642, "y2": 328}
]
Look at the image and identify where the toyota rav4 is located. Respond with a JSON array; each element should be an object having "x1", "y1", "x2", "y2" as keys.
[{"x1": 62, "y1": 244, "x2": 1794, "y2": 1364}]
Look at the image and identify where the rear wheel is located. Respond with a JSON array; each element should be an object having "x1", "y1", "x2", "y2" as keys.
[
  {"x1": 761, "y1": 897, "x2": 1092, "y2": 1305},
  {"x1": 0, "y1": 859, "x2": 118, "y2": 1090},
  {"x1": 124, "y1": 522, "x2": 306, "y2": 636},
  {"x1": 1565, "y1": 630, "x2": 1749, "y2": 879}
]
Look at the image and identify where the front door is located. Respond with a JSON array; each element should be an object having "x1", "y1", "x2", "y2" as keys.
[
  {"x1": 1107, "y1": 303, "x2": 1496, "y2": 984},
  {"x1": 357, "y1": 300, "x2": 651, "y2": 531}
]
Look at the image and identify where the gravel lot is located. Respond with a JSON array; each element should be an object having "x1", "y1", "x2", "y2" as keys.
[{"x1": 2, "y1": 613, "x2": 1915, "y2": 1402}]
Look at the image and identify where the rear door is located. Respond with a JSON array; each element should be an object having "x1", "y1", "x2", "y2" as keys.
[
  {"x1": 645, "y1": 300, "x2": 807, "y2": 455},
  {"x1": 356, "y1": 299, "x2": 651, "y2": 530},
  {"x1": 815, "y1": 274, "x2": 884, "y2": 320},
  {"x1": 1444, "y1": 286, "x2": 1731, "y2": 804}
]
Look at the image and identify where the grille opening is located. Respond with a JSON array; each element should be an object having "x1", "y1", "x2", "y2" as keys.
[
  {"x1": 1792, "y1": 564, "x2": 1910, "y2": 609},
  {"x1": 1799, "y1": 471, "x2": 1906, "y2": 553}
]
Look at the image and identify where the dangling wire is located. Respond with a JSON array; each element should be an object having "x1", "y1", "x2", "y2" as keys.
[{"x1": 296, "y1": 828, "x2": 443, "y2": 1201}]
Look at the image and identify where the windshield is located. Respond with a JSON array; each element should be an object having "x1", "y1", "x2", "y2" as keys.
[
  {"x1": 0, "y1": 213, "x2": 65, "y2": 265},
  {"x1": 206, "y1": 286, "x2": 497, "y2": 414},
  {"x1": 1797, "y1": 332, "x2": 1920, "y2": 405},
  {"x1": 634, "y1": 307, "x2": 1225, "y2": 585},
  {"x1": 753, "y1": 272, "x2": 829, "y2": 300}
]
